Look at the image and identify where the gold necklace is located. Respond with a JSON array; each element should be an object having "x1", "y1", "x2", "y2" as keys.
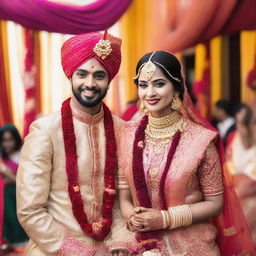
[
  {"x1": 148, "y1": 111, "x2": 181, "y2": 129},
  {"x1": 145, "y1": 112, "x2": 183, "y2": 154},
  {"x1": 146, "y1": 118, "x2": 183, "y2": 140}
]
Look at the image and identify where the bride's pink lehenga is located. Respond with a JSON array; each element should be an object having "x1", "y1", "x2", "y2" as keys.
[{"x1": 118, "y1": 90, "x2": 256, "y2": 256}]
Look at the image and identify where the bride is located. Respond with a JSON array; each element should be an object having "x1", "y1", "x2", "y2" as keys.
[{"x1": 117, "y1": 51, "x2": 255, "y2": 256}]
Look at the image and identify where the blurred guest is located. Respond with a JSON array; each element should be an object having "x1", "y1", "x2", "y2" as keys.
[
  {"x1": 121, "y1": 99, "x2": 142, "y2": 121},
  {"x1": 226, "y1": 104, "x2": 256, "y2": 247},
  {"x1": 0, "y1": 124, "x2": 28, "y2": 253},
  {"x1": 213, "y1": 99, "x2": 236, "y2": 147}
]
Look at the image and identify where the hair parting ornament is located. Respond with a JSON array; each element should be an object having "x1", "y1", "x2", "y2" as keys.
[
  {"x1": 134, "y1": 51, "x2": 181, "y2": 83},
  {"x1": 137, "y1": 51, "x2": 157, "y2": 81}
]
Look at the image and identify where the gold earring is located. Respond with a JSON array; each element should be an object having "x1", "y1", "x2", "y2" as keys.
[
  {"x1": 171, "y1": 93, "x2": 182, "y2": 111},
  {"x1": 139, "y1": 101, "x2": 148, "y2": 114}
]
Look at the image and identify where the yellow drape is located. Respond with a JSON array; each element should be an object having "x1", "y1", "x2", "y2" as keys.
[
  {"x1": 119, "y1": 0, "x2": 156, "y2": 105},
  {"x1": 194, "y1": 43, "x2": 211, "y2": 118},
  {"x1": 5, "y1": 22, "x2": 25, "y2": 134},
  {"x1": 195, "y1": 44, "x2": 207, "y2": 81},
  {"x1": 210, "y1": 36, "x2": 222, "y2": 106},
  {"x1": 240, "y1": 30, "x2": 256, "y2": 104},
  {"x1": 39, "y1": 32, "x2": 71, "y2": 115},
  {"x1": 195, "y1": 38, "x2": 223, "y2": 113},
  {"x1": 0, "y1": 21, "x2": 13, "y2": 124}
]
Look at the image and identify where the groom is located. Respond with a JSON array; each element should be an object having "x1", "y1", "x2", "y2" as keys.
[{"x1": 16, "y1": 32, "x2": 137, "y2": 256}]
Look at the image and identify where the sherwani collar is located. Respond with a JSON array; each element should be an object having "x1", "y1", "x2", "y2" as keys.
[{"x1": 70, "y1": 96, "x2": 104, "y2": 124}]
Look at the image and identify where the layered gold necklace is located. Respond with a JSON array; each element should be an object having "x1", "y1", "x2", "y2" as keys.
[
  {"x1": 146, "y1": 111, "x2": 183, "y2": 140},
  {"x1": 145, "y1": 111, "x2": 183, "y2": 154}
]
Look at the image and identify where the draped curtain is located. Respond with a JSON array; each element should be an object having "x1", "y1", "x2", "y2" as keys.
[
  {"x1": 120, "y1": 0, "x2": 157, "y2": 104},
  {"x1": 0, "y1": 0, "x2": 133, "y2": 130},
  {"x1": 193, "y1": 43, "x2": 211, "y2": 120},
  {"x1": 6, "y1": 22, "x2": 26, "y2": 134},
  {"x1": 0, "y1": 21, "x2": 12, "y2": 125},
  {"x1": 152, "y1": 0, "x2": 256, "y2": 52},
  {"x1": 0, "y1": 21, "x2": 11, "y2": 244},
  {"x1": 0, "y1": 0, "x2": 132, "y2": 34},
  {"x1": 23, "y1": 29, "x2": 41, "y2": 137},
  {"x1": 241, "y1": 31, "x2": 256, "y2": 104}
]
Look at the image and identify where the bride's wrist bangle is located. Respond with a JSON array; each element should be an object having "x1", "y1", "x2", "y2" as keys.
[
  {"x1": 168, "y1": 204, "x2": 193, "y2": 229},
  {"x1": 161, "y1": 210, "x2": 170, "y2": 229}
]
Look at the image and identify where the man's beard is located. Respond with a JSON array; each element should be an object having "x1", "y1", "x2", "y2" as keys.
[{"x1": 72, "y1": 84, "x2": 108, "y2": 108}]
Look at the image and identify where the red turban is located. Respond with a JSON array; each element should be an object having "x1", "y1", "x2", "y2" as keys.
[{"x1": 61, "y1": 31, "x2": 121, "y2": 82}]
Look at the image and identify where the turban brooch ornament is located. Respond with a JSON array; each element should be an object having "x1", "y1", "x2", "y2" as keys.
[{"x1": 93, "y1": 39, "x2": 112, "y2": 60}]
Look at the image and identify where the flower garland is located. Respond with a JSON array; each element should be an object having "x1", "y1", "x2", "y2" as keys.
[
  {"x1": 61, "y1": 98, "x2": 117, "y2": 240},
  {"x1": 132, "y1": 115, "x2": 181, "y2": 250}
]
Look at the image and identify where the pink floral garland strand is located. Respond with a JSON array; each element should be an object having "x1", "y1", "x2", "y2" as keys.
[
  {"x1": 132, "y1": 115, "x2": 181, "y2": 251},
  {"x1": 61, "y1": 98, "x2": 117, "y2": 240}
]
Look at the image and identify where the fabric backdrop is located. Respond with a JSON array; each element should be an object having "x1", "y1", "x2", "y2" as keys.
[
  {"x1": 153, "y1": 0, "x2": 256, "y2": 52},
  {"x1": 0, "y1": 0, "x2": 132, "y2": 34}
]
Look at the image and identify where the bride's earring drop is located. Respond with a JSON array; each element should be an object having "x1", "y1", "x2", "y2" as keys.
[{"x1": 171, "y1": 93, "x2": 182, "y2": 111}]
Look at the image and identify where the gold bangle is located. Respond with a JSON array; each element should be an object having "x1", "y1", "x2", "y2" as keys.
[
  {"x1": 168, "y1": 205, "x2": 193, "y2": 229},
  {"x1": 165, "y1": 210, "x2": 171, "y2": 228},
  {"x1": 160, "y1": 210, "x2": 167, "y2": 229}
]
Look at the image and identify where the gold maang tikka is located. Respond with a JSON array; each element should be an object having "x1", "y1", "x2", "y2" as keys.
[{"x1": 134, "y1": 52, "x2": 157, "y2": 81}]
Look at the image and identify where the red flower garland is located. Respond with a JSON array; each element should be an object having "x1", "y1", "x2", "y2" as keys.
[
  {"x1": 61, "y1": 98, "x2": 117, "y2": 240},
  {"x1": 132, "y1": 115, "x2": 181, "y2": 250}
]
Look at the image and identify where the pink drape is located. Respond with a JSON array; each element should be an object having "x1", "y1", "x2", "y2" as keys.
[
  {"x1": 0, "y1": 0, "x2": 132, "y2": 34},
  {"x1": 23, "y1": 29, "x2": 37, "y2": 137},
  {"x1": 154, "y1": 0, "x2": 256, "y2": 52}
]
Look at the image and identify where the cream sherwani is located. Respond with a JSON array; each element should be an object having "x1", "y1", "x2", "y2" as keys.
[{"x1": 16, "y1": 98, "x2": 137, "y2": 255}]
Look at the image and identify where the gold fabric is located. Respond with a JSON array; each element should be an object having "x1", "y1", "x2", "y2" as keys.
[{"x1": 16, "y1": 98, "x2": 133, "y2": 255}]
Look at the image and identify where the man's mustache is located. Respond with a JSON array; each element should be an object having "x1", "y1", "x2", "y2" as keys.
[{"x1": 79, "y1": 86, "x2": 101, "y2": 94}]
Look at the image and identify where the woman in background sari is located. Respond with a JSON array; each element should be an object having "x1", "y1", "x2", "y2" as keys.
[
  {"x1": 0, "y1": 124, "x2": 28, "y2": 254},
  {"x1": 118, "y1": 51, "x2": 255, "y2": 256}
]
